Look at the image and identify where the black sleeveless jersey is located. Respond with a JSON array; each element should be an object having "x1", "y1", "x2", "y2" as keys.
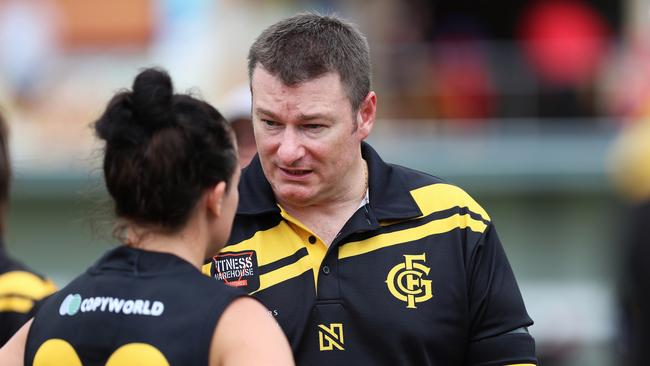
[{"x1": 25, "y1": 246, "x2": 245, "y2": 366}]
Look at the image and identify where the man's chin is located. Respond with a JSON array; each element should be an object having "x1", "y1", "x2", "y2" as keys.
[{"x1": 275, "y1": 190, "x2": 315, "y2": 207}]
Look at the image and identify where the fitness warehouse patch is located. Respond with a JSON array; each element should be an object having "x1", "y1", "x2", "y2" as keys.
[{"x1": 211, "y1": 251, "x2": 259, "y2": 292}]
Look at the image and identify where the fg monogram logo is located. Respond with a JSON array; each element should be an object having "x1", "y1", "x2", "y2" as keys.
[
  {"x1": 385, "y1": 253, "x2": 433, "y2": 309},
  {"x1": 318, "y1": 323, "x2": 345, "y2": 351}
]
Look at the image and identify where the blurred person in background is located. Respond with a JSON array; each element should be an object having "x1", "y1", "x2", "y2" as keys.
[
  {"x1": 222, "y1": 84, "x2": 256, "y2": 168},
  {"x1": 608, "y1": 116, "x2": 650, "y2": 366},
  {"x1": 204, "y1": 13, "x2": 536, "y2": 366},
  {"x1": 0, "y1": 112, "x2": 57, "y2": 347},
  {"x1": 0, "y1": 68, "x2": 294, "y2": 366}
]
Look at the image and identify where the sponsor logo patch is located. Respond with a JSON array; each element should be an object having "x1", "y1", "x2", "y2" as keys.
[
  {"x1": 58, "y1": 294, "x2": 164, "y2": 317},
  {"x1": 212, "y1": 251, "x2": 259, "y2": 292}
]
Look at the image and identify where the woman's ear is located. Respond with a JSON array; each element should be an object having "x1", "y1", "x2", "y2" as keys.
[{"x1": 207, "y1": 181, "x2": 227, "y2": 217}]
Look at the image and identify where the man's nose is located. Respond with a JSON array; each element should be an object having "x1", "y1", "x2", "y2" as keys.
[{"x1": 276, "y1": 128, "x2": 305, "y2": 165}]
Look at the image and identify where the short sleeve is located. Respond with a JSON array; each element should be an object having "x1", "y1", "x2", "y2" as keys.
[{"x1": 465, "y1": 223, "x2": 537, "y2": 365}]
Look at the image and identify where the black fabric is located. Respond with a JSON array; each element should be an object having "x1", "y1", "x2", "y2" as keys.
[
  {"x1": 621, "y1": 200, "x2": 650, "y2": 365},
  {"x1": 25, "y1": 246, "x2": 245, "y2": 365}
]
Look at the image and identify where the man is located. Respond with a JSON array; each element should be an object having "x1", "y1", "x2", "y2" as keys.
[
  {"x1": 204, "y1": 13, "x2": 536, "y2": 365},
  {"x1": 0, "y1": 113, "x2": 57, "y2": 346}
]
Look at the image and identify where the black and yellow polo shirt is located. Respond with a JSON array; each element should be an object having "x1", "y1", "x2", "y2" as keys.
[
  {"x1": 0, "y1": 245, "x2": 57, "y2": 346},
  {"x1": 204, "y1": 142, "x2": 537, "y2": 365}
]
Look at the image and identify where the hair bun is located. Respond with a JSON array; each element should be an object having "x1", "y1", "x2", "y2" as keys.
[{"x1": 131, "y1": 68, "x2": 176, "y2": 133}]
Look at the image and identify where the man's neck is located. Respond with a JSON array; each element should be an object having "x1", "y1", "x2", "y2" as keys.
[{"x1": 279, "y1": 159, "x2": 368, "y2": 246}]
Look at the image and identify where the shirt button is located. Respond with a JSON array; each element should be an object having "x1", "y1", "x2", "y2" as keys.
[
  {"x1": 308, "y1": 235, "x2": 317, "y2": 244},
  {"x1": 322, "y1": 266, "x2": 330, "y2": 275}
]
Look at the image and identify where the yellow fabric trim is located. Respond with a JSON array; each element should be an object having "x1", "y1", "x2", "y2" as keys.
[
  {"x1": 221, "y1": 221, "x2": 308, "y2": 267},
  {"x1": 0, "y1": 296, "x2": 34, "y2": 313},
  {"x1": 339, "y1": 213, "x2": 487, "y2": 259},
  {"x1": 506, "y1": 364, "x2": 536, "y2": 366},
  {"x1": 410, "y1": 183, "x2": 490, "y2": 221},
  {"x1": 252, "y1": 255, "x2": 313, "y2": 295},
  {"x1": 279, "y1": 206, "x2": 327, "y2": 288},
  {"x1": 206, "y1": 214, "x2": 323, "y2": 292},
  {"x1": 201, "y1": 263, "x2": 211, "y2": 276},
  {"x1": 0, "y1": 271, "x2": 57, "y2": 300}
]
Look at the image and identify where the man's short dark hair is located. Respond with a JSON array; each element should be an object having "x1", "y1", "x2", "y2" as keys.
[{"x1": 248, "y1": 12, "x2": 371, "y2": 113}]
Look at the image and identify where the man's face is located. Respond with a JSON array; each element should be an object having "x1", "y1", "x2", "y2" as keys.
[{"x1": 251, "y1": 67, "x2": 373, "y2": 207}]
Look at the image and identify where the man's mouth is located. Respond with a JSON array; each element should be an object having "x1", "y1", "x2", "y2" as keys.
[{"x1": 279, "y1": 167, "x2": 312, "y2": 177}]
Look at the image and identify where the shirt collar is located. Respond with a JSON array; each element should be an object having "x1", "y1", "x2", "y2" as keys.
[
  {"x1": 237, "y1": 142, "x2": 422, "y2": 221},
  {"x1": 362, "y1": 142, "x2": 422, "y2": 221}
]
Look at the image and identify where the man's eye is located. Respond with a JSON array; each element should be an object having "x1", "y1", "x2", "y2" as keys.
[
  {"x1": 304, "y1": 124, "x2": 325, "y2": 131},
  {"x1": 262, "y1": 119, "x2": 279, "y2": 127}
]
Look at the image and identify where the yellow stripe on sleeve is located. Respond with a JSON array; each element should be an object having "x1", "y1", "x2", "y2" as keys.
[
  {"x1": 339, "y1": 213, "x2": 487, "y2": 260},
  {"x1": 410, "y1": 183, "x2": 490, "y2": 221},
  {"x1": 0, "y1": 296, "x2": 34, "y2": 313},
  {"x1": 0, "y1": 271, "x2": 57, "y2": 301}
]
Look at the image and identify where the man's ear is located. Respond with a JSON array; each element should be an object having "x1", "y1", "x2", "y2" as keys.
[
  {"x1": 356, "y1": 91, "x2": 376, "y2": 140},
  {"x1": 206, "y1": 181, "x2": 227, "y2": 217}
]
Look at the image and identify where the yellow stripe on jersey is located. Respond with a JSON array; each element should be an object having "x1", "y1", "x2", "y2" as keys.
[
  {"x1": 252, "y1": 255, "x2": 313, "y2": 295},
  {"x1": 410, "y1": 183, "x2": 490, "y2": 221},
  {"x1": 202, "y1": 220, "x2": 309, "y2": 276},
  {"x1": 0, "y1": 271, "x2": 57, "y2": 300},
  {"x1": 222, "y1": 220, "x2": 307, "y2": 266},
  {"x1": 339, "y1": 213, "x2": 487, "y2": 260},
  {"x1": 0, "y1": 296, "x2": 34, "y2": 313},
  {"x1": 205, "y1": 218, "x2": 322, "y2": 291},
  {"x1": 506, "y1": 364, "x2": 536, "y2": 366}
]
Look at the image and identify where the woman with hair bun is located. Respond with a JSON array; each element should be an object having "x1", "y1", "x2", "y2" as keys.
[{"x1": 0, "y1": 68, "x2": 294, "y2": 366}]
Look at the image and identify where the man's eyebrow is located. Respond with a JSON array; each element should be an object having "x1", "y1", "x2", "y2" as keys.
[
  {"x1": 297, "y1": 113, "x2": 332, "y2": 122},
  {"x1": 255, "y1": 108, "x2": 332, "y2": 122},
  {"x1": 255, "y1": 107, "x2": 279, "y2": 120}
]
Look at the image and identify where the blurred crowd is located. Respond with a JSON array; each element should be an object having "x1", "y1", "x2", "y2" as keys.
[{"x1": 0, "y1": 0, "x2": 639, "y2": 129}]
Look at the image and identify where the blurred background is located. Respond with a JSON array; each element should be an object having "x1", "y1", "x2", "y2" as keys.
[{"x1": 1, "y1": 0, "x2": 648, "y2": 364}]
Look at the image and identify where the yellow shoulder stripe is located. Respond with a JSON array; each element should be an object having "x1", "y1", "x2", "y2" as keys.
[
  {"x1": 252, "y1": 255, "x2": 312, "y2": 295},
  {"x1": 220, "y1": 221, "x2": 304, "y2": 266},
  {"x1": 339, "y1": 213, "x2": 487, "y2": 259},
  {"x1": 0, "y1": 271, "x2": 57, "y2": 300},
  {"x1": 202, "y1": 221, "x2": 302, "y2": 277},
  {"x1": 410, "y1": 183, "x2": 490, "y2": 221},
  {"x1": 203, "y1": 220, "x2": 315, "y2": 290},
  {"x1": 0, "y1": 296, "x2": 34, "y2": 313}
]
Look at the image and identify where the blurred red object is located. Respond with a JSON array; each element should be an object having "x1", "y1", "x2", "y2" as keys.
[
  {"x1": 518, "y1": 0, "x2": 610, "y2": 85},
  {"x1": 433, "y1": 41, "x2": 495, "y2": 120}
]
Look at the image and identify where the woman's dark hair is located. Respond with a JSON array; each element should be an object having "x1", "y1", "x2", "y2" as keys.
[{"x1": 94, "y1": 68, "x2": 237, "y2": 232}]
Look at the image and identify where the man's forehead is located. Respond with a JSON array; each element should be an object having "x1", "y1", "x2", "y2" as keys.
[{"x1": 252, "y1": 67, "x2": 343, "y2": 91}]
